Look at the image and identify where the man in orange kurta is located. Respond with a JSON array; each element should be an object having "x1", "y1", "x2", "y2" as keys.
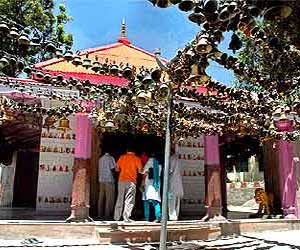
[{"x1": 114, "y1": 148, "x2": 143, "y2": 222}]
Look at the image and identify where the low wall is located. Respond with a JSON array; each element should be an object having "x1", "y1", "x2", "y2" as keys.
[{"x1": 227, "y1": 181, "x2": 264, "y2": 206}]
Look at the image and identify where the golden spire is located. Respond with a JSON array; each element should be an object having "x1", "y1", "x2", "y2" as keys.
[
  {"x1": 118, "y1": 19, "x2": 130, "y2": 44},
  {"x1": 121, "y1": 18, "x2": 126, "y2": 38}
]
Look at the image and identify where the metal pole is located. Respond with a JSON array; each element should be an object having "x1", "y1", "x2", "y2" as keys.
[{"x1": 159, "y1": 86, "x2": 172, "y2": 250}]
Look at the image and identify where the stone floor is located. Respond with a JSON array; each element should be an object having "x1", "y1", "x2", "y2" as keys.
[{"x1": 1, "y1": 231, "x2": 300, "y2": 249}]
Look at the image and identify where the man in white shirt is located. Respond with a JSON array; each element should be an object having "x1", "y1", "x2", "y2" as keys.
[{"x1": 98, "y1": 151, "x2": 116, "y2": 220}]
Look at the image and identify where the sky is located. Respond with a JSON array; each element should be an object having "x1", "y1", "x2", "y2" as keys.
[{"x1": 55, "y1": 0, "x2": 234, "y2": 85}]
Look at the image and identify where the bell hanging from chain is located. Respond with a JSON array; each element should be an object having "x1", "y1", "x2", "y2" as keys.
[
  {"x1": 218, "y1": 4, "x2": 231, "y2": 21},
  {"x1": 9, "y1": 27, "x2": 19, "y2": 39},
  {"x1": 45, "y1": 42, "x2": 57, "y2": 53},
  {"x1": 142, "y1": 74, "x2": 153, "y2": 85},
  {"x1": 187, "y1": 64, "x2": 209, "y2": 84},
  {"x1": 57, "y1": 116, "x2": 71, "y2": 132},
  {"x1": 151, "y1": 67, "x2": 162, "y2": 82},
  {"x1": 43, "y1": 115, "x2": 56, "y2": 131},
  {"x1": 110, "y1": 63, "x2": 119, "y2": 76},
  {"x1": 158, "y1": 83, "x2": 169, "y2": 100},
  {"x1": 122, "y1": 65, "x2": 133, "y2": 80},
  {"x1": 64, "y1": 49, "x2": 74, "y2": 61},
  {"x1": 156, "y1": 0, "x2": 171, "y2": 8},
  {"x1": 18, "y1": 33, "x2": 30, "y2": 46},
  {"x1": 188, "y1": 8, "x2": 206, "y2": 25},
  {"x1": 72, "y1": 55, "x2": 82, "y2": 66},
  {"x1": 228, "y1": 33, "x2": 242, "y2": 53},
  {"x1": 0, "y1": 57, "x2": 9, "y2": 68},
  {"x1": 55, "y1": 48, "x2": 63, "y2": 58},
  {"x1": 35, "y1": 71, "x2": 44, "y2": 79},
  {"x1": 91, "y1": 59, "x2": 101, "y2": 72},
  {"x1": 195, "y1": 36, "x2": 212, "y2": 54},
  {"x1": 136, "y1": 90, "x2": 152, "y2": 105},
  {"x1": 263, "y1": 5, "x2": 292, "y2": 20},
  {"x1": 170, "y1": 0, "x2": 181, "y2": 4},
  {"x1": 178, "y1": 0, "x2": 195, "y2": 12},
  {"x1": 0, "y1": 22, "x2": 9, "y2": 34},
  {"x1": 82, "y1": 55, "x2": 92, "y2": 69},
  {"x1": 203, "y1": 0, "x2": 218, "y2": 13}
]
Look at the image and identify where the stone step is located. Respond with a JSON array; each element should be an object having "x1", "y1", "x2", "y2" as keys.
[{"x1": 96, "y1": 225, "x2": 221, "y2": 244}]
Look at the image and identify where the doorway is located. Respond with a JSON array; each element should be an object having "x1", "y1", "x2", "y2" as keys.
[
  {"x1": 99, "y1": 132, "x2": 164, "y2": 220},
  {"x1": 12, "y1": 150, "x2": 40, "y2": 208}
]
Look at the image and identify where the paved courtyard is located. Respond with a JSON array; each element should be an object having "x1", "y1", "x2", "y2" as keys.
[{"x1": 1, "y1": 230, "x2": 300, "y2": 249}]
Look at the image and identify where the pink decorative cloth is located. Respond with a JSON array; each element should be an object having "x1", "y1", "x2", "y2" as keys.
[{"x1": 74, "y1": 113, "x2": 92, "y2": 159}]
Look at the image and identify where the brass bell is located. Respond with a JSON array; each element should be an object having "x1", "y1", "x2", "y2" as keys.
[
  {"x1": 263, "y1": 5, "x2": 292, "y2": 20},
  {"x1": 91, "y1": 60, "x2": 101, "y2": 72},
  {"x1": 57, "y1": 116, "x2": 71, "y2": 131},
  {"x1": 35, "y1": 71, "x2": 44, "y2": 79},
  {"x1": 45, "y1": 42, "x2": 56, "y2": 53},
  {"x1": 188, "y1": 11, "x2": 206, "y2": 25},
  {"x1": 18, "y1": 34, "x2": 30, "y2": 46},
  {"x1": 218, "y1": 6, "x2": 231, "y2": 21},
  {"x1": 122, "y1": 66, "x2": 133, "y2": 79},
  {"x1": 142, "y1": 74, "x2": 153, "y2": 85},
  {"x1": 158, "y1": 84, "x2": 169, "y2": 99},
  {"x1": 55, "y1": 48, "x2": 63, "y2": 58},
  {"x1": 228, "y1": 33, "x2": 242, "y2": 53},
  {"x1": 0, "y1": 22, "x2": 9, "y2": 33},
  {"x1": 64, "y1": 50, "x2": 74, "y2": 61},
  {"x1": 0, "y1": 57, "x2": 9, "y2": 67},
  {"x1": 72, "y1": 55, "x2": 82, "y2": 66},
  {"x1": 151, "y1": 67, "x2": 162, "y2": 82},
  {"x1": 156, "y1": 0, "x2": 171, "y2": 8},
  {"x1": 178, "y1": 0, "x2": 195, "y2": 12},
  {"x1": 136, "y1": 90, "x2": 152, "y2": 104},
  {"x1": 82, "y1": 55, "x2": 92, "y2": 69},
  {"x1": 196, "y1": 36, "x2": 212, "y2": 54},
  {"x1": 43, "y1": 72, "x2": 52, "y2": 81},
  {"x1": 43, "y1": 115, "x2": 56, "y2": 131},
  {"x1": 23, "y1": 66, "x2": 31, "y2": 75},
  {"x1": 9, "y1": 27, "x2": 19, "y2": 39},
  {"x1": 187, "y1": 64, "x2": 209, "y2": 84},
  {"x1": 227, "y1": 1, "x2": 238, "y2": 13},
  {"x1": 110, "y1": 64, "x2": 119, "y2": 75},
  {"x1": 203, "y1": 0, "x2": 218, "y2": 12},
  {"x1": 248, "y1": 5, "x2": 261, "y2": 17}
]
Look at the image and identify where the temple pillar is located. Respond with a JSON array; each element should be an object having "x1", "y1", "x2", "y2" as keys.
[
  {"x1": 202, "y1": 135, "x2": 226, "y2": 221},
  {"x1": 278, "y1": 140, "x2": 296, "y2": 218},
  {"x1": 293, "y1": 142, "x2": 300, "y2": 218},
  {"x1": 90, "y1": 128, "x2": 101, "y2": 218},
  {"x1": 263, "y1": 141, "x2": 282, "y2": 215},
  {"x1": 66, "y1": 113, "x2": 93, "y2": 222}
]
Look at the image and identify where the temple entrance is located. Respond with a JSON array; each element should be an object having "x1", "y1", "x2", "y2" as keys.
[
  {"x1": 0, "y1": 115, "x2": 41, "y2": 210},
  {"x1": 95, "y1": 132, "x2": 164, "y2": 220},
  {"x1": 221, "y1": 136, "x2": 265, "y2": 219},
  {"x1": 13, "y1": 150, "x2": 39, "y2": 208}
]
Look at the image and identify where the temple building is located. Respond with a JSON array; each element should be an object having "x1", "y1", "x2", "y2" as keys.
[{"x1": 0, "y1": 21, "x2": 297, "y2": 221}]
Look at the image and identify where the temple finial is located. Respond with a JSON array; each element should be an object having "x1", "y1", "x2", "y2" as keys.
[
  {"x1": 121, "y1": 19, "x2": 126, "y2": 38},
  {"x1": 118, "y1": 19, "x2": 130, "y2": 44}
]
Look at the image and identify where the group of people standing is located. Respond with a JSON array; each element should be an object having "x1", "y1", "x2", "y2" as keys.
[{"x1": 98, "y1": 145, "x2": 184, "y2": 222}]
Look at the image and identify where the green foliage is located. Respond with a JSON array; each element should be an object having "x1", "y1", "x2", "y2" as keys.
[{"x1": 0, "y1": 0, "x2": 73, "y2": 76}]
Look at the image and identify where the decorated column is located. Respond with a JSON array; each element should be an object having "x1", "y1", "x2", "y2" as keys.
[
  {"x1": 202, "y1": 135, "x2": 226, "y2": 221},
  {"x1": 275, "y1": 118, "x2": 297, "y2": 218},
  {"x1": 66, "y1": 113, "x2": 93, "y2": 222},
  {"x1": 293, "y1": 142, "x2": 300, "y2": 218}
]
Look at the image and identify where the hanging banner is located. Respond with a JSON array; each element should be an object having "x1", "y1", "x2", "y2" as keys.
[
  {"x1": 36, "y1": 115, "x2": 76, "y2": 211},
  {"x1": 176, "y1": 136, "x2": 206, "y2": 215}
]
